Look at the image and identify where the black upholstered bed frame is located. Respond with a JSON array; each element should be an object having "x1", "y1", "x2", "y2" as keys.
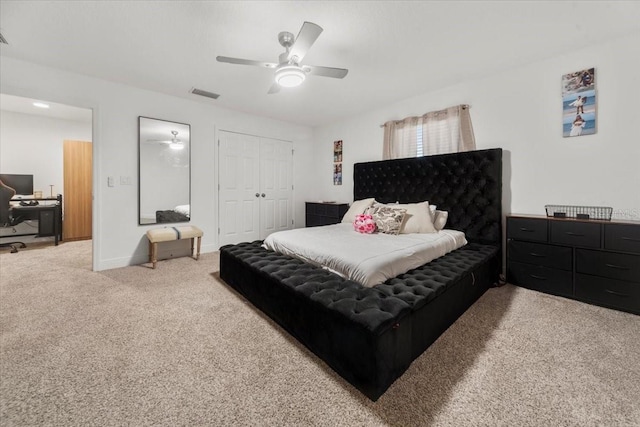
[{"x1": 220, "y1": 148, "x2": 502, "y2": 400}]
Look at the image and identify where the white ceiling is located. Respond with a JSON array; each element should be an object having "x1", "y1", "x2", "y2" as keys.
[
  {"x1": 1, "y1": 1, "x2": 639, "y2": 127},
  {"x1": 0, "y1": 93, "x2": 92, "y2": 123}
]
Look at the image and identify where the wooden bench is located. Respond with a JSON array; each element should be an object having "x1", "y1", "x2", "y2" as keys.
[{"x1": 146, "y1": 225, "x2": 203, "y2": 269}]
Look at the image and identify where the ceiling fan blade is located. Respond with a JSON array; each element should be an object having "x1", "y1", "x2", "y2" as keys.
[
  {"x1": 288, "y1": 21, "x2": 323, "y2": 62},
  {"x1": 303, "y1": 65, "x2": 349, "y2": 79},
  {"x1": 267, "y1": 83, "x2": 280, "y2": 94},
  {"x1": 216, "y1": 56, "x2": 278, "y2": 69}
]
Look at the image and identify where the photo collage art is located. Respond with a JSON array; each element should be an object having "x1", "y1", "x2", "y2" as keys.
[
  {"x1": 333, "y1": 140, "x2": 342, "y2": 185},
  {"x1": 562, "y1": 67, "x2": 596, "y2": 138}
]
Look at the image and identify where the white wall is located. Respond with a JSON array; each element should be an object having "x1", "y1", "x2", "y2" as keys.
[
  {"x1": 0, "y1": 110, "x2": 92, "y2": 199},
  {"x1": 1, "y1": 57, "x2": 315, "y2": 270},
  {"x1": 312, "y1": 32, "x2": 640, "y2": 221}
]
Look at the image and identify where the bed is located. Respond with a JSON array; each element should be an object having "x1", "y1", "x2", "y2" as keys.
[
  {"x1": 220, "y1": 148, "x2": 502, "y2": 401},
  {"x1": 156, "y1": 204, "x2": 190, "y2": 223}
]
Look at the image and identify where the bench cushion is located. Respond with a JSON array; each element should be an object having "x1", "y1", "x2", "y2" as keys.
[{"x1": 146, "y1": 226, "x2": 202, "y2": 243}]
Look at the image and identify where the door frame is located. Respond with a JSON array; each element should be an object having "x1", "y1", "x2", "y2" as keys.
[{"x1": 1, "y1": 85, "x2": 98, "y2": 270}]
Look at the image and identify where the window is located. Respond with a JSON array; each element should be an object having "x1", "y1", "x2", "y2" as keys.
[{"x1": 382, "y1": 105, "x2": 475, "y2": 160}]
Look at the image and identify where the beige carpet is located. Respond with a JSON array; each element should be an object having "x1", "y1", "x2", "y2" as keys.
[{"x1": 1, "y1": 241, "x2": 639, "y2": 426}]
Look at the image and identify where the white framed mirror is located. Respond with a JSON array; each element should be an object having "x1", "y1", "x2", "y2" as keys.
[{"x1": 138, "y1": 116, "x2": 190, "y2": 225}]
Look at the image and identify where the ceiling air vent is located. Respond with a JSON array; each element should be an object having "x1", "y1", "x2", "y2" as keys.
[
  {"x1": 190, "y1": 88, "x2": 220, "y2": 100},
  {"x1": 0, "y1": 32, "x2": 8, "y2": 45}
]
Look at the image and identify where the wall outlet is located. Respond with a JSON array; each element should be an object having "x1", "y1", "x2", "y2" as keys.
[{"x1": 120, "y1": 176, "x2": 132, "y2": 185}]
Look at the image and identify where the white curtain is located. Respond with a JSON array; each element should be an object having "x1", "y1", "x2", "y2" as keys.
[{"x1": 382, "y1": 105, "x2": 475, "y2": 160}]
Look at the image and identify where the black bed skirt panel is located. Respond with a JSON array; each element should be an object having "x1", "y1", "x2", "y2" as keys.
[{"x1": 220, "y1": 241, "x2": 499, "y2": 401}]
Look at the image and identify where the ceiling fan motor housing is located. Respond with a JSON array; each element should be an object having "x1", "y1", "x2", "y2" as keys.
[{"x1": 278, "y1": 31, "x2": 295, "y2": 49}]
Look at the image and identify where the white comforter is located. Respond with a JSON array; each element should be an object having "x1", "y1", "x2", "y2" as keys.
[{"x1": 262, "y1": 223, "x2": 467, "y2": 287}]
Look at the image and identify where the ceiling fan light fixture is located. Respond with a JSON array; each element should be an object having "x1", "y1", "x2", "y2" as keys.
[{"x1": 275, "y1": 65, "x2": 306, "y2": 88}]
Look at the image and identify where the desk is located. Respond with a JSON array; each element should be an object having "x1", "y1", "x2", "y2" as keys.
[{"x1": 9, "y1": 195, "x2": 63, "y2": 245}]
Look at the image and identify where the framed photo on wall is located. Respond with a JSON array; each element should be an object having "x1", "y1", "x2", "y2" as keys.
[
  {"x1": 333, "y1": 140, "x2": 343, "y2": 185},
  {"x1": 562, "y1": 68, "x2": 596, "y2": 138}
]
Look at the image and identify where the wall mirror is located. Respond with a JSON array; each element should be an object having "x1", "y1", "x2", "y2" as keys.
[{"x1": 138, "y1": 116, "x2": 191, "y2": 225}]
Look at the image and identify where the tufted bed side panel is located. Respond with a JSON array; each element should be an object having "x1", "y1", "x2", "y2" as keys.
[{"x1": 220, "y1": 242, "x2": 415, "y2": 400}]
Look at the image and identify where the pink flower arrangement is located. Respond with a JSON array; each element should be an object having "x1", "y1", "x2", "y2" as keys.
[{"x1": 354, "y1": 214, "x2": 376, "y2": 234}]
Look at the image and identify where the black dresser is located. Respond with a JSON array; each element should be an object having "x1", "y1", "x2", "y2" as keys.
[
  {"x1": 507, "y1": 214, "x2": 640, "y2": 315},
  {"x1": 305, "y1": 202, "x2": 348, "y2": 227}
]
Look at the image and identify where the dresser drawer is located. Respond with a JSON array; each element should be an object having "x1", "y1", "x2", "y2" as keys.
[
  {"x1": 306, "y1": 203, "x2": 347, "y2": 218},
  {"x1": 605, "y1": 224, "x2": 640, "y2": 254},
  {"x1": 507, "y1": 218, "x2": 547, "y2": 242},
  {"x1": 550, "y1": 221, "x2": 600, "y2": 248},
  {"x1": 508, "y1": 240, "x2": 572, "y2": 271},
  {"x1": 576, "y1": 249, "x2": 640, "y2": 282},
  {"x1": 507, "y1": 261, "x2": 573, "y2": 297},
  {"x1": 576, "y1": 273, "x2": 640, "y2": 314},
  {"x1": 306, "y1": 203, "x2": 327, "y2": 216}
]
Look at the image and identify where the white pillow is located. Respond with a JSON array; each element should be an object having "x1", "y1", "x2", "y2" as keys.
[
  {"x1": 396, "y1": 201, "x2": 437, "y2": 234},
  {"x1": 174, "y1": 204, "x2": 190, "y2": 217},
  {"x1": 341, "y1": 198, "x2": 375, "y2": 223},
  {"x1": 433, "y1": 210, "x2": 448, "y2": 231}
]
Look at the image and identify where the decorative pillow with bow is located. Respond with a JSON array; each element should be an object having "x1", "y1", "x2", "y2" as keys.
[{"x1": 353, "y1": 214, "x2": 377, "y2": 234}]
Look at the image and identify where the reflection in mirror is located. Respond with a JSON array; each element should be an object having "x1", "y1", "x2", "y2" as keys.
[{"x1": 139, "y1": 116, "x2": 190, "y2": 225}]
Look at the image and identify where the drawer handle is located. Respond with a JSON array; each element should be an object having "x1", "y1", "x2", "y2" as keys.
[
  {"x1": 604, "y1": 289, "x2": 631, "y2": 297},
  {"x1": 621, "y1": 236, "x2": 640, "y2": 242},
  {"x1": 564, "y1": 232, "x2": 584, "y2": 237},
  {"x1": 529, "y1": 274, "x2": 547, "y2": 281},
  {"x1": 529, "y1": 252, "x2": 547, "y2": 258},
  {"x1": 605, "y1": 263, "x2": 629, "y2": 271},
  {"x1": 519, "y1": 227, "x2": 535, "y2": 232}
]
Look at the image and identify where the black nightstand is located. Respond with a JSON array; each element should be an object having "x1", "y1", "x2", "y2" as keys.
[
  {"x1": 305, "y1": 202, "x2": 348, "y2": 227},
  {"x1": 507, "y1": 214, "x2": 640, "y2": 315}
]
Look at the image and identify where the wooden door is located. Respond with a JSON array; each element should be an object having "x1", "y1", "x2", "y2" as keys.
[
  {"x1": 218, "y1": 131, "x2": 261, "y2": 246},
  {"x1": 63, "y1": 140, "x2": 92, "y2": 241}
]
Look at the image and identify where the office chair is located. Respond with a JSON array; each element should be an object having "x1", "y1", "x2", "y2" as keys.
[{"x1": 0, "y1": 180, "x2": 27, "y2": 253}]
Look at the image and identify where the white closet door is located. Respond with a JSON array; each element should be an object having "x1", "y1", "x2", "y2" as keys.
[
  {"x1": 218, "y1": 131, "x2": 293, "y2": 246},
  {"x1": 259, "y1": 138, "x2": 293, "y2": 239},
  {"x1": 218, "y1": 131, "x2": 261, "y2": 246}
]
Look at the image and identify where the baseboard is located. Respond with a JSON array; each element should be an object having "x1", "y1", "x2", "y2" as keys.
[{"x1": 95, "y1": 243, "x2": 220, "y2": 271}]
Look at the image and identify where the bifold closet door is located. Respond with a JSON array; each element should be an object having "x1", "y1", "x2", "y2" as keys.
[
  {"x1": 218, "y1": 132, "x2": 261, "y2": 246},
  {"x1": 218, "y1": 131, "x2": 293, "y2": 247},
  {"x1": 259, "y1": 138, "x2": 293, "y2": 237}
]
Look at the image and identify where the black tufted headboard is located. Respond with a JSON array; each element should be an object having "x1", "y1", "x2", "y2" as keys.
[{"x1": 353, "y1": 148, "x2": 502, "y2": 246}]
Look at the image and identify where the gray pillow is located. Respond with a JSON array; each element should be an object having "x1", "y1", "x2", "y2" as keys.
[{"x1": 368, "y1": 206, "x2": 407, "y2": 235}]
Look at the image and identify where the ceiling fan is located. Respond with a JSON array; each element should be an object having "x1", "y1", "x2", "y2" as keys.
[
  {"x1": 216, "y1": 21, "x2": 348, "y2": 94},
  {"x1": 147, "y1": 130, "x2": 185, "y2": 150}
]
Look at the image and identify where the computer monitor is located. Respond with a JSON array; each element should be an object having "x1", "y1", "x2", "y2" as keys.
[{"x1": 0, "y1": 174, "x2": 34, "y2": 196}]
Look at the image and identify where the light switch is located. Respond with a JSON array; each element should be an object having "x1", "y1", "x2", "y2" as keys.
[{"x1": 107, "y1": 176, "x2": 115, "y2": 187}]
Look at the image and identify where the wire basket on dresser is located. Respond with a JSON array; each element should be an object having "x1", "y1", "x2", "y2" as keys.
[{"x1": 544, "y1": 204, "x2": 612, "y2": 221}]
